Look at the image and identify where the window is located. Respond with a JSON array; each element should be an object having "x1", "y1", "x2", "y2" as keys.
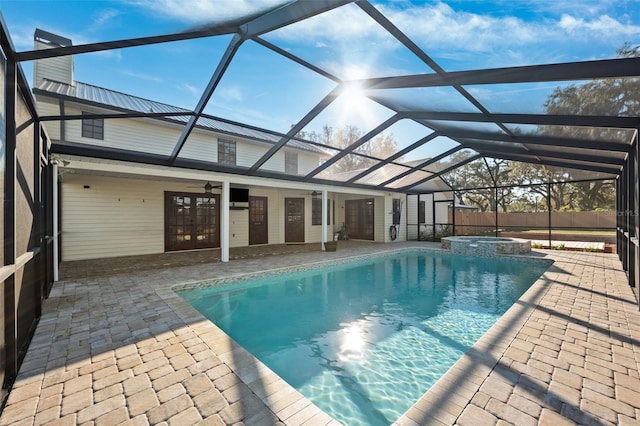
[
  {"x1": 419, "y1": 200, "x2": 426, "y2": 224},
  {"x1": 312, "y1": 198, "x2": 331, "y2": 226},
  {"x1": 285, "y1": 151, "x2": 298, "y2": 174},
  {"x1": 312, "y1": 198, "x2": 321, "y2": 225},
  {"x1": 218, "y1": 139, "x2": 236, "y2": 165},
  {"x1": 393, "y1": 198, "x2": 401, "y2": 225},
  {"x1": 81, "y1": 112, "x2": 104, "y2": 140}
]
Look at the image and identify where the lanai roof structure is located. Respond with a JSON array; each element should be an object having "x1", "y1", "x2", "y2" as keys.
[
  {"x1": 6, "y1": 0, "x2": 638, "y2": 195},
  {"x1": 1, "y1": 1, "x2": 640, "y2": 424}
]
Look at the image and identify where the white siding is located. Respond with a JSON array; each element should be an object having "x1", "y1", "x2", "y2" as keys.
[
  {"x1": 406, "y1": 195, "x2": 419, "y2": 240},
  {"x1": 33, "y1": 40, "x2": 73, "y2": 86},
  {"x1": 60, "y1": 172, "x2": 349, "y2": 260},
  {"x1": 434, "y1": 192, "x2": 450, "y2": 225},
  {"x1": 61, "y1": 174, "x2": 165, "y2": 261},
  {"x1": 425, "y1": 194, "x2": 435, "y2": 225},
  {"x1": 179, "y1": 131, "x2": 217, "y2": 162},
  {"x1": 64, "y1": 106, "x2": 181, "y2": 155},
  {"x1": 298, "y1": 151, "x2": 321, "y2": 175},
  {"x1": 57, "y1": 104, "x2": 320, "y2": 174},
  {"x1": 229, "y1": 209, "x2": 249, "y2": 247},
  {"x1": 233, "y1": 139, "x2": 279, "y2": 168},
  {"x1": 36, "y1": 101, "x2": 61, "y2": 140},
  {"x1": 260, "y1": 149, "x2": 283, "y2": 171},
  {"x1": 383, "y1": 195, "x2": 408, "y2": 243},
  {"x1": 375, "y1": 196, "x2": 386, "y2": 242},
  {"x1": 256, "y1": 149, "x2": 324, "y2": 175}
]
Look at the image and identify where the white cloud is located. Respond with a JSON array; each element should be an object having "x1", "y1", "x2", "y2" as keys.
[
  {"x1": 5, "y1": 25, "x2": 34, "y2": 51},
  {"x1": 558, "y1": 13, "x2": 640, "y2": 35},
  {"x1": 266, "y1": 1, "x2": 639, "y2": 68},
  {"x1": 270, "y1": 5, "x2": 388, "y2": 44},
  {"x1": 120, "y1": 69, "x2": 163, "y2": 83},
  {"x1": 178, "y1": 82, "x2": 200, "y2": 96},
  {"x1": 217, "y1": 85, "x2": 244, "y2": 102},
  {"x1": 126, "y1": 0, "x2": 287, "y2": 24},
  {"x1": 92, "y1": 9, "x2": 122, "y2": 29}
]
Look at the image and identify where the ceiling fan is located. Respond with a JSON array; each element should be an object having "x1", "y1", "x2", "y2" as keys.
[
  {"x1": 300, "y1": 190, "x2": 323, "y2": 197},
  {"x1": 188, "y1": 181, "x2": 221, "y2": 195}
]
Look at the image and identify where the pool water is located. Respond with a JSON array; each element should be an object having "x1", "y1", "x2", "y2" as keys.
[{"x1": 179, "y1": 251, "x2": 550, "y2": 425}]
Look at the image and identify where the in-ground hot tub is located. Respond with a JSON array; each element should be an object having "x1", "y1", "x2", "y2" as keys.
[{"x1": 441, "y1": 236, "x2": 531, "y2": 257}]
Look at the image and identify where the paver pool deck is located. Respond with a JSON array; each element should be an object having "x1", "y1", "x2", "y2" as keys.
[{"x1": 0, "y1": 241, "x2": 638, "y2": 425}]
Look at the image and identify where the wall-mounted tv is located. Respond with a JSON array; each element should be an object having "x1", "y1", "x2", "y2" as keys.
[{"x1": 230, "y1": 187, "x2": 249, "y2": 203}]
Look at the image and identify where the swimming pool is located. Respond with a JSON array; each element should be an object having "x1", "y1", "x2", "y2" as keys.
[{"x1": 178, "y1": 250, "x2": 550, "y2": 425}]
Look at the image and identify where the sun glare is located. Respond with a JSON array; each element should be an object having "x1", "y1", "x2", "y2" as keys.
[
  {"x1": 339, "y1": 322, "x2": 367, "y2": 361},
  {"x1": 336, "y1": 80, "x2": 376, "y2": 127},
  {"x1": 341, "y1": 81, "x2": 365, "y2": 104}
]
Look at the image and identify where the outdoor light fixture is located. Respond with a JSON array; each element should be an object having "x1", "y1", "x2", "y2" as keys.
[{"x1": 49, "y1": 154, "x2": 70, "y2": 166}]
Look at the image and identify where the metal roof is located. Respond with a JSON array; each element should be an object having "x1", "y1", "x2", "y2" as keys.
[
  {"x1": 16, "y1": 0, "x2": 640, "y2": 194},
  {"x1": 35, "y1": 79, "x2": 327, "y2": 155}
]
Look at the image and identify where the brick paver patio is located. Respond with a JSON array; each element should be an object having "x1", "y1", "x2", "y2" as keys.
[{"x1": 1, "y1": 242, "x2": 638, "y2": 425}]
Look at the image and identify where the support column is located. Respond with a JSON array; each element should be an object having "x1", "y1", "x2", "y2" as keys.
[
  {"x1": 634, "y1": 134, "x2": 639, "y2": 306},
  {"x1": 547, "y1": 183, "x2": 552, "y2": 248},
  {"x1": 494, "y1": 187, "x2": 499, "y2": 237},
  {"x1": 452, "y1": 197, "x2": 456, "y2": 237},
  {"x1": 321, "y1": 190, "x2": 328, "y2": 250},
  {"x1": 221, "y1": 181, "x2": 230, "y2": 262},
  {"x1": 432, "y1": 194, "x2": 436, "y2": 242},
  {"x1": 52, "y1": 164, "x2": 59, "y2": 281},
  {"x1": 627, "y1": 137, "x2": 637, "y2": 292}
]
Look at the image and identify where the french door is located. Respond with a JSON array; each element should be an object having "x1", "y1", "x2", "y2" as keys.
[
  {"x1": 285, "y1": 198, "x2": 305, "y2": 243},
  {"x1": 345, "y1": 198, "x2": 375, "y2": 240},
  {"x1": 165, "y1": 192, "x2": 220, "y2": 251},
  {"x1": 249, "y1": 196, "x2": 268, "y2": 245}
]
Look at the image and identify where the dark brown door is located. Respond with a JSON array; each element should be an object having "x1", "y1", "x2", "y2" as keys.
[
  {"x1": 249, "y1": 196, "x2": 268, "y2": 245},
  {"x1": 285, "y1": 198, "x2": 305, "y2": 243},
  {"x1": 165, "y1": 192, "x2": 220, "y2": 251},
  {"x1": 345, "y1": 199, "x2": 375, "y2": 240}
]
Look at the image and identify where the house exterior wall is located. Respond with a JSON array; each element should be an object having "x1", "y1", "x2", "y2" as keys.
[
  {"x1": 41, "y1": 102, "x2": 319, "y2": 174},
  {"x1": 35, "y1": 100, "x2": 61, "y2": 140},
  {"x1": 59, "y1": 171, "x2": 355, "y2": 261},
  {"x1": 331, "y1": 193, "x2": 406, "y2": 243},
  {"x1": 61, "y1": 174, "x2": 165, "y2": 261},
  {"x1": 434, "y1": 192, "x2": 450, "y2": 225},
  {"x1": 33, "y1": 35, "x2": 414, "y2": 261},
  {"x1": 406, "y1": 195, "x2": 420, "y2": 240},
  {"x1": 382, "y1": 195, "x2": 408, "y2": 243}
]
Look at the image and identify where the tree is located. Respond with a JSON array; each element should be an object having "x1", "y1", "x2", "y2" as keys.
[
  {"x1": 302, "y1": 124, "x2": 399, "y2": 174},
  {"x1": 447, "y1": 44, "x2": 635, "y2": 212},
  {"x1": 544, "y1": 44, "x2": 639, "y2": 119},
  {"x1": 534, "y1": 44, "x2": 638, "y2": 211},
  {"x1": 444, "y1": 151, "x2": 519, "y2": 212}
]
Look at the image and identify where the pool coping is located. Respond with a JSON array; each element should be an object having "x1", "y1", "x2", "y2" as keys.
[{"x1": 158, "y1": 247, "x2": 556, "y2": 425}]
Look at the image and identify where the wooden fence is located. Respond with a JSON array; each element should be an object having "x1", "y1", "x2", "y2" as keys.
[{"x1": 453, "y1": 211, "x2": 616, "y2": 238}]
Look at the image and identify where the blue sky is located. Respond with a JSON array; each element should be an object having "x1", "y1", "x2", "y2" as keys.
[{"x1": 1, "y1": 0, "x2": 639, "y2": 161}]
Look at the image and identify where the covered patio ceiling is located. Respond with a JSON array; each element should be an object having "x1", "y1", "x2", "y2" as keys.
[{"x1": 10, "y1": 0, "x2": 640, "y2": 194}]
